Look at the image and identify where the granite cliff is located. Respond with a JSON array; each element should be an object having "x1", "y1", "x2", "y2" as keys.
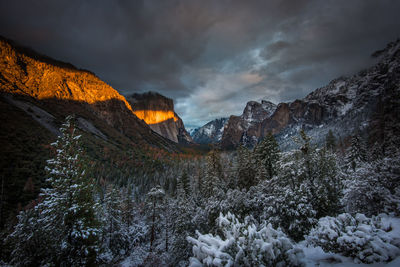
[{"x1": 127, "y1": 92, "x2": 193, "y2": 144}]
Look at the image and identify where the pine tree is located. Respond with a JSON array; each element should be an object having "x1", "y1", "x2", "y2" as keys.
[
  {"x1": 177, "y1": 170, "x2": 190, "y2": 200},
  {"x1": 325, "y1": 130, "x2": 336, "y2": 152},
  {"x1": 39, "y1": 115, "x2": 100, "y2": 265},
  {"x1": 102, "y1": 184, "x2": 123, "y2": 259},
  {"x1": 236, "y1": 145, "x2": 256, "y2": 190},
  {"x1": 147, "y1": 186, "x2": 165, "y2": 252},
  {"x1": 254, "y1": 132, "x2": 280, "y2": 180},
  {"x1": 8, "y1": 206, "x2": 51, "y2": 266},
  {"x1": 202, "y1": 150, "x2": 223, "y2": 198},
  {"x1": 346, "y1": 134, "x2": 367, "y2": 171},
  {"x1": 9, "y1": 115, "x2": 101, "y2": 266}
]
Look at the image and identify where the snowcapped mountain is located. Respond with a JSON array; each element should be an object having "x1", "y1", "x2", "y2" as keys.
[
  {"x1": 191, "y1": 118, "x2": 229, "y2": 144},
  {"x1": 221, "y1": 40, "x2": 400, "y2": 150}
]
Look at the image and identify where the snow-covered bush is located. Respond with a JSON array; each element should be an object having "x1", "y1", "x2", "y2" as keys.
[
  {"x1": 187, "y1": 212, "x2": 304, "y2": 266},
  {"x1": 262, "y1": 184, "x2": 317, "y2": 242},
  {"x1": 307, "y1": 213, "x2": 400, "y2": 263}
]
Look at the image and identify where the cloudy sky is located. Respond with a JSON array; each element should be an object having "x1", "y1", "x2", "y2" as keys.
[{"x1": 1, "y1": 0, "x2": 399, "y2": 128}]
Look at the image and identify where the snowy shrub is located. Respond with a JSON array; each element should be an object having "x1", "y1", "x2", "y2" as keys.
[
  {"x1": 307, "y1": 213, "x2": 400, "y2": 263},
  {"x1": 262, "y1": 184, "x2": 318, "y2": 242},
  {"x1": 187, "y1": 212, "x2": 304, "y2": 267}
]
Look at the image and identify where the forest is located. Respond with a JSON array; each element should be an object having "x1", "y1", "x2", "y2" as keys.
[{"x1": 1, "y1": 115, "x2": 399, "y2": 267}]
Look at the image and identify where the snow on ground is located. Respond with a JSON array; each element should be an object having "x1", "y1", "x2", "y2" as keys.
[
  {"x1": 301, "y1": 216, "x2": 400, "y2": 267},
  {"x1": 339, "y1": 102, "x2": 353, "y2": 116},
  {"x1": 302, "y1": 245, "x2": 400, "y2": 267},
  {"x1": 119, "y1": 246, "x2": 147, "y2": 267}
]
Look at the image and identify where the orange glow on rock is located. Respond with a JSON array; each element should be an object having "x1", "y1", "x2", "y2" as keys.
[{"x1": 134, "y1": 110, "x2": 178, "y2": 125}]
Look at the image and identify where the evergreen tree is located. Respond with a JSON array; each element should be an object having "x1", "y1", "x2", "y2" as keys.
[
  {"x1": 177, "y1": 170, "x2": 190, "y2": 199},
  {"x1": 101, "y1": 184, "x2": 123, "y2": 260},
  {"x1": 325, "y1": 130, "x2": 336, "y2": 152},
  {"x1": 346, "y1": 134, "x2": 367, "y2": 171},
  {"x1": 147, "y1": 186, "x2": 165, "y2": 252},
  {"x1": 254, "y1": 132, "x2": 280, "y2": 180},
  {"x1": 236, "y1": 145, "x2": 256, "y2": 190},
  {"x1": 8, "y1": 207, "x2": 51, "y2": 266},
  {"x1": 202, "y1": 150, "x2": 223, "y2": 198},
  {"x1": 9, "y1": 115, "x2": 100, "y2": 266},
  {"x1": 41, "y1": 115, "x2": 100, "y2": 265}
]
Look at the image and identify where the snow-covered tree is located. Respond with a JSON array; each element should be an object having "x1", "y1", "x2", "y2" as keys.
[
  {"x1": 7, "y1": 207, "x2": 52, "y2": 266},
  {"x1": 147, "y1": 186, "x2": 165, "y2": 252},
  {"x1": 101, "y1": 184, "x2": 124, "y2": 261},
  {"x1": 177, "y1": 170, "x2": 190, "y2": 200},
  {"x1": 254, "y1": 132, "x2": 280, "y2": 180},
  {"x1": 9, "y1": 115, "x2": 101, "y2": 266},
  {"x1": 202, "y1": 150, "x2": 223, "y2": 198},
  {"x1": 346, "y1": 134, "x2": 367, "y2": 172},
  {"x1": 325, "y1": 129, "x2": 337, "y2": 152},
  {"x1": 40, "y1": 115, "x2": 100, "y2": 265}
]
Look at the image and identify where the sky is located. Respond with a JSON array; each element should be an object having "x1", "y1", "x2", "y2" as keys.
[{"x1": 0, "y1": 0, "x2": 399, "y2": 129}]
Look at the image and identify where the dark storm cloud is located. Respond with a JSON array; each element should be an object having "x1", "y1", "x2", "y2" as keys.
[{"x1": 0, "y1": 0, "x2": 399, "y2": 127}]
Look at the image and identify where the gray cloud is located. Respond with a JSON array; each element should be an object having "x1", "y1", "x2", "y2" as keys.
[{"x1": 0, "y1": 0, "x2": 399, "y2": 128}]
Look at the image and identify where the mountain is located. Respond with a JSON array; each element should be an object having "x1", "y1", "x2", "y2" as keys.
[
  {"x1": 221, "y1": 40, "x2": 400, "y2": 150},
  {"x1": 220, "y1": 100, "x2": 277, "y2": 149},
  {"x1": 0, "y1": 36, "x2": 181, "y2": 226},
  {"x1": 0, "y1": 36, "x2": 178, "y2": 151},
  {"x1": 191, "y1": 117, "x2": 229, "y2": 144},
  {"x1": 127, "y1": 92, "x2": 193, "y2": 144}
]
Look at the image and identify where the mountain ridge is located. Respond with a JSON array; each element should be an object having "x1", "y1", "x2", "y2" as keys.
[
  {"x1": 211, "y1": 39, "x2": 400, "y2": 149},
  {"x1": 0, "y1": 36, "x2": 180, "y2": 152}
]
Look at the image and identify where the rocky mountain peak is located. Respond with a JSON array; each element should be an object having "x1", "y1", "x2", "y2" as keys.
[
  {"x1": 127, "y1": 92, "x2": 192, "y2": 144},
  {"x1": 191, "y1": 117, "x2": 229, "y2": 144}
]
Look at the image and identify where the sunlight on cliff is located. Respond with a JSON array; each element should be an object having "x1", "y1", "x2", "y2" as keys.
[{"x1": 134, "y1": 110, "x2": 178, "y2": 124}]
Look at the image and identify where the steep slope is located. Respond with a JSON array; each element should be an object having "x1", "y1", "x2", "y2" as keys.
[
  {"x1": 221, "y1": 40, "x2": 400, "y2": 150},
  {"x1": 0, "y1": 36, "x2": 177, "y2": 151},
  {"x1": 220, "y1": 100, "x2": 277, "y2": 149},
  {"x1": 127, "y1": 92, "x2": 193, "y2": 144},
  {"x1": 0, "y1": 36, "x2": 182, "y2": 228},
  {"x1": 191, "y1": 118, "x2": 228, "y2": 144}
]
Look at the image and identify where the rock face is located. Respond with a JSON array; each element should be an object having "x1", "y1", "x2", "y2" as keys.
[
  {"x1": 191, "y1": 118, "x2": 228, "y2": 144},
  {"x1": 127, "y1": 92, "x2": 193, "y2": 144},
  {"x1": 0, "y1": 36, "x2": 178, "y2": 151},
  {"x1": 221, "y1": 40, "x2": 400, "y2": 150},
  {"x1": 221, "y1": 100, "x2": 277, "y2": 149}
]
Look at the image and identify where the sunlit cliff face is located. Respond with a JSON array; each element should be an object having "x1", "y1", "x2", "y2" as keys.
[{"x1": 133, "y1": 110, "x2": 178, "y2": 125}]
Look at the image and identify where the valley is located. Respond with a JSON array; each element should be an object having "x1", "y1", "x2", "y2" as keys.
[{"x1": 0, "y1": 13, "x2": 399, "y2": 267}]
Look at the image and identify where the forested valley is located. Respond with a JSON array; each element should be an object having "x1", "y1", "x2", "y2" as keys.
[{"x1": 1, "y1": 115, "x2": 399, "y2": 267}]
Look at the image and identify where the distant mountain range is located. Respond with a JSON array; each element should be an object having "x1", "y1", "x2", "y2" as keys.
[
  {"x1": 190, "y1": 39, "x2": 400, "y2": 151},
  {"x1": 1, "y1": 34, "x2": 398, "y2": 154}
]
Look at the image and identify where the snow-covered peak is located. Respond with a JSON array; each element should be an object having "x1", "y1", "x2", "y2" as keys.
[{"x1": 191, "y1": 117, "x2": 229, "y2": 144}]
